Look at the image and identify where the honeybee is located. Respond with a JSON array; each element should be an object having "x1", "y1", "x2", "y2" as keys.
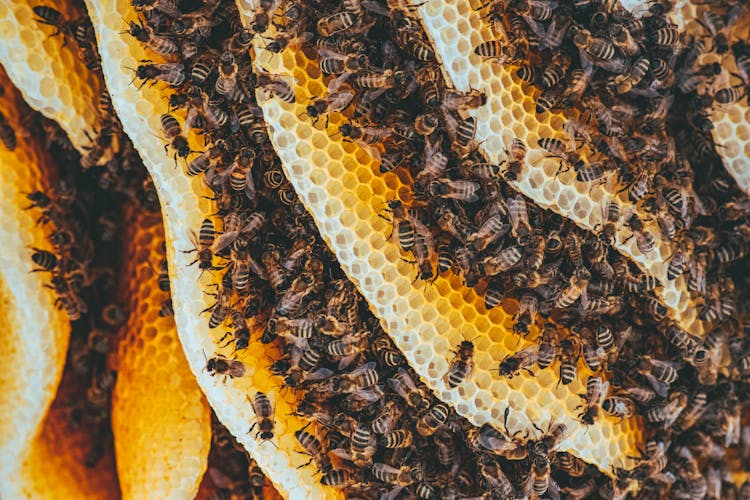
[
  {"x1": 123, "y1": 18, "x2": 179, "y2": 56},
  {"x1": 389, "y1": 368, "x2": 430, "y2": 410},
  {"x1": 256, "y1": 71, "x2": 296, "y2": 103},
  {"x1": 443, "y1": 340, "x2": 474, "y2": 388},
  {"x1": 416, "y1": 403, "x2": 451, "y2": 436},
  {"x1": 645, "y1": 390, "x2": 688, "y2": 429},
  {"x1": 160, "y1": 113, "x2": 190, "y2": 159},
  {"x1": 371, "y1": 463, "x2": 422, "y2": 486},
  {"x1": 332, "y1": 423, "x2": 376, "y2": 466},
  {"x1": 513, "y1": 293, "x2": 539, "y2": 336},
  {"x1": 624, "y1": 210, "x2": 655, "y2": 254},
  {"x1": 578, "y1": 376, "x2": 609, "y2": 425},
  {"x1": 555, "y1": 267, "x2": 590, "y2": 308},
  {"x1": 295, "y1": 427, "x2": 332, "y2": 472},
  {"x1": 602, "y1": 396, "x2": 635, "y2": 420},
  {"x1": 135, "y1": 62, "x2": 186, "y2": 87},
  {"x1": 183, "y1": 218, "x2": 218, "y2": 271},
  {"x1": 205, "y1": 354, "x2": 246, "y2": 379},
  {"x1": 498, "y1": 345, "x2": 538, "y2": 378},
  {"x1": 317, "y1": 11, "x2": 358, "y2": 37},
  {"x1": 248, "y1": 392, "x2": 275, "y2": 442}
]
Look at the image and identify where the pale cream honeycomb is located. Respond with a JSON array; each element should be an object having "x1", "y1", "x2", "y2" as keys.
[
  {"x1": 669, "y1": 0, "x2": 750, "y2": 198},
  {"x1": 112, "y1": 208, "x2": 211, "y2": 500},
  {"x1": 84, "y1": 0, "x2": 340, "y2": 497},
  {"x1": 0, "y1": 65, "x2": 71, "y2": 497},
  {"x1": 413, "y1": 0, "x2": 704, "y2": 336},
  {"x1": 236, "y1": 2, "x2": 642, "y2": 474},
  {"x1": 0, "y1": 0, "x2": 104, "y2": 154}
]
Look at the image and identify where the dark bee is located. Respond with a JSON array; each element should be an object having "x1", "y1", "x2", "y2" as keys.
[
  {"x1": 577, "y1": 376, "x2": 608, "y2": 425},
  {"x1": 183, "y1": 218, "x2": 217, "y2": 271},
  {"x1": 33, "y1": 6, "x2": 72, "y2": 39},
  {"x1": 249, "y1": 392, "x2": 275, "y2": 441},
  {"x1": 159, "y1": 113, "x2": 190, "y2": 159},
  {"x1": 135, "y1": 62, "x2": 186, "y2": 87},
  {"x1": 443, "y1": 340, "x2": 474, "y2": 388},
  {"x1": 317, "y1": 11, "x2": 357, "y2": 37},
  {"x1": 206, "y1": 354, "x2": 246, "y2": 378},
  {"x1": 256, "y1": 71, "x2": 296, "y2": 103}
]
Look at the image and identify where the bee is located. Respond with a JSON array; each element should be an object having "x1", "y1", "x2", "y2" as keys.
[
  {"x1": 498, "y1": 345, "x2": 538, "y2": 378},
  {"x1": 372, "y1": 463, "x2": 422, "y2": 486},
  {"x1": 135, "y1": 62, "x2": 186, "y2": 87},
  {"x1": 30, "y1": 248, "x2": 58, "y2": 272},
  {"x1": 389, "y1": 368, "x2": 430, "y2": 411},
  {"x1": 302, "y1": 90, "x2": 355, "y2": 125},
  {"x1": 159, "y1": 113, "x2": 190, "y2": 159},
  {"x1": 320, "y1": 469, "x2": 352, "y2": 488},
  {"x1": 352, "y1": 69, "x2": 399, "y2": 89},
  {"x1": 578, "y1": 376, "x2": 609, "y2": 425},
  {"x1": 645, "y1": 390, "x2": 688, "y2": 428},
  {"x1": 248, "y1": 392, "x2": 275, "y2": 442},
  {"x1": 415, "y1": 402, "x2": 450, "y2": 437},
  {"x1": 624, "y1": 211, "x2": 655, "y2": 254},
  {"x1": 132, "y1": 0, "x2": 181, "y2": 17},
  {"x1": 261, "y1": 250, "x2": 289, "y2": 292},
  {"x1": 477, "y1": 455, "x2": 515, "y2": 498},
  {"x1": 183, "y1": 218, "x2": 217, "y2": 271},
  {"x1": 537, "y1": 137, "x2": 580, "y2": 173},
  {"x1": 614, "y1": 57, "x2": 650, "y2": 94},
  {"x1": 602, "y1": 396, "x2": 634, "y2": 420},
  {"x1": 667, "y1": 238, "x2": 693, "y2": 280},
  {"x1": 642, "y1": 294, "x2": 668, "y2": 321},
  {"x1": 513, "y1": 293, "x2": 538, "y2": 336},
  {"x1": 651, "y1": 58, "x2": 675, "y2": 89},
  {"x1": 122, "y1": 18, "x2": 178, "y2": 56},
  {"x1": 318, "y1": 47, "x2": 369, "y2": 75},
  {"x1": 572, "y1": 28, "x2": 617, "y2": 62},
  {"x1": 228, "y1": 147, "x2": 256, "y2": 199},
  {"x1": 651, "y1": 27, "x2": 681, "y2": 48},
  {"x1": 371, "y1": 401, "x2": 403, "y2": 436},
  {"x1": 507, "y1": 195, "x2": 531, "y2": 244},
  {"x1": 453, "y1": 116, "x2": 478, "y2": 150},
  {"x1": 206, "y1": 354, "x2": 246, "y2": 379},
  {"x1": 0, "y1": 112, "x2": 17, "y2": 151},
  {"x1": 524, "y1": 455, "x2": 560, "y2": 499},
  {"x1": 296, "y1": 428, "x2": 332, "y2": 473},
  {"x1": 537, "y1": 323, "x2": 558, "y2": 369},
  {"x1": 555, "y1": 267, "x2": 590, "y2": 308},
  {"x1": 317, "y1": 11, "x2": 357, "y2": 37},
  {"x1": 478, "y1": 244, "x2": 523, "y2": 276},
  {"x1": 444, "y1": 340, "x2": 474, "y2": 388},
  {"x1": 256, "y1": 71, "x2": 295, "y2": 103},
  {"x1": 637, "y1": 356, "x2": 680, "y2": 398},
  {"x1": 499, "y1": 137, "x2": 526, "y2": 182},
  {"x1": 33, "y1": 6, "x2": 73, "y2": 39},
  {"x1": 558, "y1": 338, "x2": 579, "y2": 385},
  {"x1": 247, "y1": 0, "x2": 282, "y2": 33},
  {"x1": 332, "y1": 423, "x2": 376, "y2": 466},
  {"x1": 214, "y1": 51, "x2": 238, "y2": 96},
  {"x1": 467, "y1": 210, "x2": 509, "y2": 252}
]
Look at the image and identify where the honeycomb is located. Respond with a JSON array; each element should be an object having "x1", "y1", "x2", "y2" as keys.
[
  {"x1": 412, "y1": 0, "x2": 703, "y2": 336},
  {"x1": 236, "y1": 3, "x2": 642, "y2": 474},
  {"x1": 15, "y1": 368, "x2": 120, "y2": 499},
  {"x1": 668, "y1": 0, "x2": 750, "y2": 197},
  {"x1": 112, "y1": 208, "x2": 211, "y2": 499},
  {"x1": 0, "y1": 0, "x2": 104, "y2": 153},
  {"x1": 84, "y1": 0, "x2": 340, "y2": 496},
  {"x1": 0, "y1": 65, "x2": 71, "y2": 495}
]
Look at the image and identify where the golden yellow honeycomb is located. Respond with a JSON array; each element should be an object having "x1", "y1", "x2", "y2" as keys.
[
  {"x1": 112, "y1": 208, "x2": 211, "y2": 499},
  {"x1": 84, "y1": 0, "x2": 341, "y2": 496},
  {"x1": 413, "y1": 0, "x2": 703, "y2": 336},
  {"x1": 17, "y1": 368, "x2": 120, "y2": 499},
  {"x1": 237, "y1": 2, "x2": 641, "y2": 474},
  {"x1": 0, "y1": 0, "x2": 104, "y2": 153},
  {"x1": 668, "y1": 0, "x2": 750, "y2": 197},
  {"x1": 0, "y1": 64, "x2": 71, "y2": 496}
]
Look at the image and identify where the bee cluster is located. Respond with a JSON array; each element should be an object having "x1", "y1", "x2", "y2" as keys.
[
  {"x1": 205, "y1": 414, "x2": 274, "y2": 499},
  {"x1": 125, "y1": 0, "x2": 616, "y2": 496},
  {"x1": 286, "y1": 0, "x2": 750, "y2": 497}
]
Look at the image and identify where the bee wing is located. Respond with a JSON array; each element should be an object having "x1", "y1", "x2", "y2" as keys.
[
  {"x1": 372, "y1": 462, "x2": 400, "y2": 475},
  {"x1": 327, "y1": 90, "x2": 355, "y2": 112},
  {"x1": 649, "y1": 358, "x2": 682, "y2": 372},
  {"x1": 317, "y1": 47, "x2": 348, "y2": 61},
  {"x1": 330, "y1": 448, "x2": 354, "y2": 461},
  {"x1": 599, "y1": 380, "x2": 610, "y2": 404},
  {"x1": 380, "y1": 486, "x2": 406, "y2": 500},
  {"x1": 348, "y1": 361, "x2": 377, "y2": 376},
  {"x1": 643, "y1": 372, "x2": 669, "y2": 399},
  {"x1": 353, "y1": 388, "x2": 383, "y2": 402},
  {"x1": 305, "y1": 367, "x2": 334, "y2": 382},
  {"x1": 211, "y1": 231, "x2": 239, "y2": 253},
  {"x1": 354, "y1": 139, "x2": 382, "y2": 163},
  {"x1": 244, "y1": 167, "x2": 256, "y2": 200}
]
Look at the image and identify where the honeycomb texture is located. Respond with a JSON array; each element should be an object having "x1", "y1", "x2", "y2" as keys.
[
  {"x1": 84, "y1": 1, "x2": 339, "y2": 496},
  {"x1": 413, "y1": 0, "x2": 703, "y2": 336},
  {"x1": 0, "y1": 0, "x2": 103, "y2": 153},
  {"x1": 669, "y1": 0, "x2": 750, "y2": 197},
  {"x1": 236, "y1": 3, "x2": 642, "y2": 474},
  {"x1": 16, "y1": 368, "x2": 121, "y2": 499},
  {"x1": 0, "y1": 65, "x2": 71, "y2": 496},
  {"x1": 112, "y1": 208, "x2": 211, "y2": 500}
]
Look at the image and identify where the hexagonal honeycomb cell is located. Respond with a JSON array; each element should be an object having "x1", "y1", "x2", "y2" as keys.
[
  {"x1": 112, "y1": 208, "x2": 211, "y2": 499},
  {"x1": 667, "y1": 0, "x2": 750, "y2": 197},
  {"x1": 413, "y1": 0, "x2": 704, "y2": 336},
  {"x1": 84, "y1": 0, "x2": 341, "y2": 496},
  {"x1": 0, "y1": 0, "x2": 103, "y2": 153},
  {"x1": 236, "y1": 4, "x2": 642, "y2": 474},
  {"x1": 0, "y1": 65, "x2": 71, "y2": 495}
]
